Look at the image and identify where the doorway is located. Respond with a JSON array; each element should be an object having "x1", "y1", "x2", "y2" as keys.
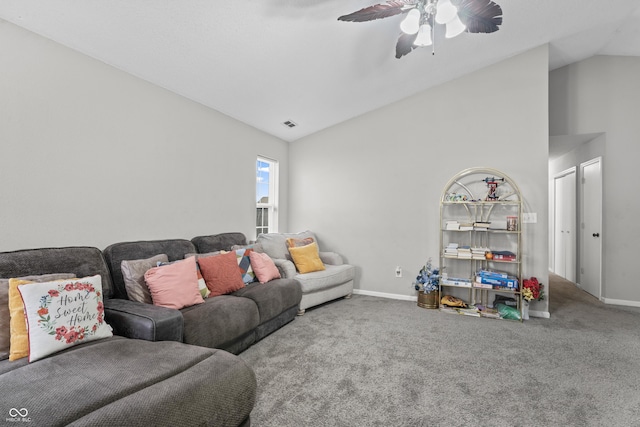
[
  {"x1": 579, "y1": 157, "x2": 603, "y2": 299},
  {"x1": 553, "y1": 168, "x2": 576, "y2": 282}
]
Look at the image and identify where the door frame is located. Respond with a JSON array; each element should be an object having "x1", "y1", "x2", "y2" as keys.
[{"x1": 579, "y1": 156, "x2": 603, "y2": 300}]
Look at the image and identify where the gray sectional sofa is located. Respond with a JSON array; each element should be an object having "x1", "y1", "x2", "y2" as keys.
[
  {"x1": 0, "y1": 232, "x2": 303, "y2": 426},
  {"x1": 103, "y1": 232, "x2": 302, "y2": 354}
]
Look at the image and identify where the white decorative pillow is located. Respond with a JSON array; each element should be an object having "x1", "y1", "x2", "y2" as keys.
[{"x1": 18, "y1": 275, "x2": 113, "y2": 362}]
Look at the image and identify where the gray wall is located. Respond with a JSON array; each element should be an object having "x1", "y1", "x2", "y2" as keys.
[
  {"x1": 550, "y1": 56, "x2": 640, "y2": 304},
  {"x1": 0, "y1": 20, "x2": 289, "y2": 251},
  {"x1": 290, "y1": 46, "x2": 550, "y2": 315}
]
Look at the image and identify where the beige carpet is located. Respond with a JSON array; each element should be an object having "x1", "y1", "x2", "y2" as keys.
[{"x1": 241, "y1": 275, "x2": 640, "y2": 426}]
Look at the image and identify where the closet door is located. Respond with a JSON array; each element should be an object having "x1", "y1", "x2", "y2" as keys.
[{"x1": 554, "y1": 170, "x2": 576, "y2": 281}]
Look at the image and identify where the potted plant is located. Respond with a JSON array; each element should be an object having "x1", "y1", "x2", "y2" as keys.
[{"x1": 413, "y1": 258, "x2": 441, "y2": 309}]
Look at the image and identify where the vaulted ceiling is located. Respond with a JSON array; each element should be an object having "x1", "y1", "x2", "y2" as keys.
[{"x1": 1, "y1": 1, "x2": 639, "y2": 142}]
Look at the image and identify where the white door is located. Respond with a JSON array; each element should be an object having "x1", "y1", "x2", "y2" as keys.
[
  {"x1": 554, "y1": 169, "x2": 577, "y2": 281},
  {"x1": 580, "y1": 158, "x2": 602, "y2": 299}
]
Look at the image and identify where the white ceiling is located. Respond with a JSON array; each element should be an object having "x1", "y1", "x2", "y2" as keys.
[{"x1": 1, "y1": 1, "x2": 640, "y2": 142}]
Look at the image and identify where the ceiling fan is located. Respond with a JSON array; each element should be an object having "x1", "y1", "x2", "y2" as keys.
[{"x1": 338, "y1": 0, "x2": 503, "y2": 58}]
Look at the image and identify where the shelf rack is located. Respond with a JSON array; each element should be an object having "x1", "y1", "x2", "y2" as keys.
[{"x1": 439, "y1": 167, "x2": 523, "y2": 320}]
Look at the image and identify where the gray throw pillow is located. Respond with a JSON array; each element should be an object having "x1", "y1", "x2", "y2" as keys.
[
  {"x1": 257, "y1": 230, "x2": 317, "y2": 260},
  {"x1": 0, "y1": 273, "x2": 75, "y2": 361},
  {"x1": 121, "y1": 254, "x2": 168, "y2": 304}
]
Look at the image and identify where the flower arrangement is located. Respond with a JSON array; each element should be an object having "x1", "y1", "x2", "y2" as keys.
[
  {"x1": 522, "y1": 277, "x2": 545, "y2": 302},
  {"x1": 413, "y1": 258, "x2": 441, "y2": 294}
]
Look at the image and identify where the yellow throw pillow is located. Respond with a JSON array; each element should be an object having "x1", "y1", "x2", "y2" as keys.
[
  {"x1": 288, "y1": 242, "x2": 325, "y2": 274},
  {"x1": 8, "y1": 279, "x2": 33, "y2": 361},
  {"x1": 8, "y1": 274, "x2": 75, "y2": 361}
]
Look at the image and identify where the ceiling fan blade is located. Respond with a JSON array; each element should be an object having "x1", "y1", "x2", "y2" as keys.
[
  {"x1": 454, "y1": 0, "x2": 503, "y2": 33},
  {"x1": 338, "y1": 1, "x2": 414, "y2": 23},
  {"x1": 395, "y1": 32, "x2": 418, "y2": 58}
]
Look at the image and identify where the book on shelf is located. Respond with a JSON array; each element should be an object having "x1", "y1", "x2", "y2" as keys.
[
  {"x1": 459, "y1": 223, "x2": 474, "y2": 231},
  {"x1": 471, "y1": 247, "x2": 489, "y2": 260},
  {"x1": 476, "y1": 269, "x2": 518, "y2": 288},
  {"x1": 477, "y1": 269, "x2": 509, "y2": 279},
  {"x1": 457, "y1": 307, "x2": 481, "y2": 317},
  {"x1": 441, "y1": 277, "x2": 472, "y2": 287},
  {"x1": 472, "y1": 281, "x2": 493, "y2": 289},
  {"x1": 473, "y1": 221, "x2": 491, "y2": 231},
  {"x1": 475, "y1": 276, "x2": 518, "y2": 289},
  {"x1": 445, "y1": 220, "x2": 460, "y2": 230},
  {"x1": 491, "y1": 250, "x2": 517, "y2": 261},
  {"x1": 479, "y1": 309, "x2": 501, "y2": 319},
  {"x1": 440, "y1": 306, "x2": 459, "y2": 315}
]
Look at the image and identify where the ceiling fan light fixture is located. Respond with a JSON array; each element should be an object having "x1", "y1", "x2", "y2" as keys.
[
  {"x1": 435, "y1": 0, "x2": 457, "y2": 25},
  {"x1": 400, "y1": 8, "x2": 421, "y2": 34},
  {"x1": 414, "y1": 24, "x2": 433, "y2": 47},
  {"x1": 445, "y1": 14, "x2": 466, "y2": 38},
  {"x1": 337, "y1": 0, "x2": 502, "y2": 58}
]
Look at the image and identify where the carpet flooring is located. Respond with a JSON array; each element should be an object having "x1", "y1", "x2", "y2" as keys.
[{"x1": 240, "y1": 275, "x2": 640, "y2": 426}]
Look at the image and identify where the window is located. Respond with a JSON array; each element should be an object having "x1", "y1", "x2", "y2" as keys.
[{"x1": 256, "y1": 157, "x2": 278, "y2": 238}]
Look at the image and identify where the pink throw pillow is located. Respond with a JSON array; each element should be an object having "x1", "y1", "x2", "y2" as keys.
[
  {"x1": 198, "y1": 251, "x2": 246, "y2": 297},
  {"x1": 144, "y1": 257, "x2": 204, "y2": 309},
  {"x1": 249, "y1": 251, "x2": 281, "y2": 284}
]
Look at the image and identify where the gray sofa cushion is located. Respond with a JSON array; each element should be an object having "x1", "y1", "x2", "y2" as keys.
[
  {"x1": 295, "y1": 264, "x2": 356, "y2": 293},
  {"x1": 0, "y1": 336, "x2": 256, "y2": 426},
  {"x1": 233, "y1": 278, "x2": 302, "y2": 324},
  {"x1": 181, "y1": 295, "x2": 260, "y2": 350},
  {"x1": 0, "y1": 247, "x2": 113, "y2": 298},
  {"x1": 191, "y1": 232, "x2": 247, "y2": 253},
  {"x1": 103, "y1": 239, "x2": 196, "y2": 300}
]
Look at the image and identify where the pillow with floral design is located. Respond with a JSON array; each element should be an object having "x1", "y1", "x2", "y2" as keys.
[{"x1": 18, "y1": 275, "x2": 113, "y2": 362}]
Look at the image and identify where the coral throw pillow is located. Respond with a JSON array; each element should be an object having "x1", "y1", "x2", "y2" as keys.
[
  {"x1": 288, "y1": 242, "x2": 325, "y2": 274},
  {"x1": 17, "y1": 275, "x2": 113, "y2": 362},
  {"x1": 198, "y1": 252, "x2": 246, "y2": 297},
  {"x1": 144, "y1": 257, "x2": 204, "y2": 310},
  {"x1": 249, "y1": 251, "x2": 281, "y2": 284}
]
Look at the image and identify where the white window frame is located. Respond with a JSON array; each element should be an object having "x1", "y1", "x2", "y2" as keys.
[{"x1": 256, "y1": 156, "x2": 278, "y2": 237}]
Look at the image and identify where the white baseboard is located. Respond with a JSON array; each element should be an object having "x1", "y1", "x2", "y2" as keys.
[
  {"x1": 530, "y1": 310, "x2": 550, "y2": 319},
  {"x1": 603, "y1": 298, "x2": 640, "y2": 308},
  {"x1": 352, "y1": 289, "x2": 417, "y2": 302}
]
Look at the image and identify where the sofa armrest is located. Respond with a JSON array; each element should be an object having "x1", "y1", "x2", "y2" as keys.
[
  {"x1": 272, "y1": 258, "x2": 298, "y2": 279},
  {"x1": 104, "y1": 298, "x2": 184, "y2": 342},
  {"x1": 319, "y1": 251, "x2": 344, "y2": 266}
]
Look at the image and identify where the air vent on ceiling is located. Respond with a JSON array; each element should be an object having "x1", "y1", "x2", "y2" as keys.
[{"x1": 282, "y1": 120, "x2": 297, "y2": 128}]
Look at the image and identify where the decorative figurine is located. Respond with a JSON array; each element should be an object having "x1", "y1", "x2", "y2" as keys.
[{"x1": 482, "y1": 176, "x2": 505, "y2": 201}]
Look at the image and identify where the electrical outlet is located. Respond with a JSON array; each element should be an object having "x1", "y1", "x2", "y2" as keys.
[
  {"x1": 395, "y1": 266, "x2": 402, "y2": 278},
  {"x1": 523, "y1": 212, "x2": 537, "y2": 223}
]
